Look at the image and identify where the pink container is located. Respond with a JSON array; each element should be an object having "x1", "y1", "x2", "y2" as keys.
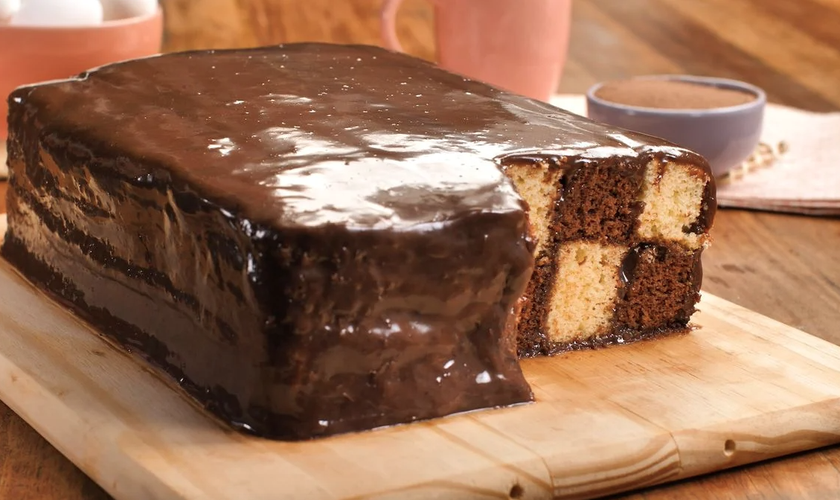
[
  {"x1": 0, "y1": 7, "x2": 164, "y2": 139},
  {"x1": 381, "y1": 0, "x2": 572, "y2": 102}
]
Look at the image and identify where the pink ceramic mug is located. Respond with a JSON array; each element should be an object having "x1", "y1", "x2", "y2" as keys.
[
  {"x1": 380, "y1": 0, "x2": 572, "y2": 101},
  {"x1": 0, "y1": 8, "x2": 164, "y2": 139}
]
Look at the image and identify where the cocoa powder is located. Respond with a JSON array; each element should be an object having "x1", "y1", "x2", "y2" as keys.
[{"x1": 594, "y1": 79, "x2": 756, "y2": 110}]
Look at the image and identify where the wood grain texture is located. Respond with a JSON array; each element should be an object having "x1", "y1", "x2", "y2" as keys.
[
  {"x1": 0, "y1": 0, "x2": 839, "y2": 498},
  {"x1": 0, "y1": 239, "x2": 838, "y2": 500},
  {"x1": 160, "y1": 0, "x2": 435, "y2": 62}
]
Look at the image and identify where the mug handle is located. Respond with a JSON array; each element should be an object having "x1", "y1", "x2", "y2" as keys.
[{"x1": 382, "y1": 0, "x2": 433, "y2": 53}]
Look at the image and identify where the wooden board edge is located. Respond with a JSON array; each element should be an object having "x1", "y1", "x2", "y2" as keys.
[
  {"x1": 698, "y1": 292, "x2": 840, "y2": 368},
  {"x1": 0, "y1": 330, "x2": 190, "y2": 500},
  {"x1": 671, "y1": 397, "x2": 840, "y2": 480}
]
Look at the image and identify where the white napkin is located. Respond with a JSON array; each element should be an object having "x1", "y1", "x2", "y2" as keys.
[
  {"x1": 712, "y1": 104, "x2": 840, "y2": 215},
  {"x1": 550, "y1": 94, "x2": 840, "y2": 216}
]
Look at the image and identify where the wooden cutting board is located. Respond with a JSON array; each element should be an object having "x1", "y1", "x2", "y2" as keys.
[{"x1": 0, "y1": 222, "x2": 838, "y2": 500}]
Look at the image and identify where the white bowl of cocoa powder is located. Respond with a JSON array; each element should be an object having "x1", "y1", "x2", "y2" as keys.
[{"x1": 586, "y1": 75, "x2": 765, "y2": 177}]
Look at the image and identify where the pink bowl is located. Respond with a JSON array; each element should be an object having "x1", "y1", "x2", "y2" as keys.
[{"x1": 0, "y1": 8, "x2": 164, "y2": 139}]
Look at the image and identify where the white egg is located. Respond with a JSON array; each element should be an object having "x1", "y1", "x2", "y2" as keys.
[
  {"x1": 99, "y1": 0, "x2": 157, "y2": 21},
  {"x1": 10, "y1": 0, "x2": 103, "y2": 26},
  {"x1": 0, "y1": 0, "x2": 21, "y2": 23}
]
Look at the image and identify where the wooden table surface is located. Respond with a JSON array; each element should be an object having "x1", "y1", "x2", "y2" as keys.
[{"x1": 2, "y1": 0, "x2": 839, "y2": 498}]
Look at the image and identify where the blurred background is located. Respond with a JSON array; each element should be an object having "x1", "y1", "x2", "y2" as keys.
[
  {"x1": 161, "y1": 0, "x2": 434, "y2": 61},
  {"x1": 158, "y1": 0, "x2": 840, "y2": 112}
]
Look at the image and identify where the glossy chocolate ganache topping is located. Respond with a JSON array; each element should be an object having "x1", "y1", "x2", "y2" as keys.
[{"x1": 18, "y1": 43, "x2": 714, "y2": 231}]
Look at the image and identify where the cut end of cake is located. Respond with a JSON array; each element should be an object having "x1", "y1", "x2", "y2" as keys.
[{"x1": 505, "y1": 151, "x2": 714, "y2": 357}]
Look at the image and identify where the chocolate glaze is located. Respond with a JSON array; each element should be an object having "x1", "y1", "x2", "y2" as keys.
[
  {"x1": 5, "y1": 122, "x2": 538, "y2": 440},
  {"x1": 537, "y1": 324, "x2": 692, "y2": 357},
  {"x1": 9, "y1": 43, "x2": 713, "y2": 232},
  {"x1": 4, "y1": 43, "x2": 715, "y2": 438}
]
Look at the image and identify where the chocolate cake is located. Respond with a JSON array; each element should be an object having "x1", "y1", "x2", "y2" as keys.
[{"x1": 3, "y1": 43, "x2": 715, "y2": 440}]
